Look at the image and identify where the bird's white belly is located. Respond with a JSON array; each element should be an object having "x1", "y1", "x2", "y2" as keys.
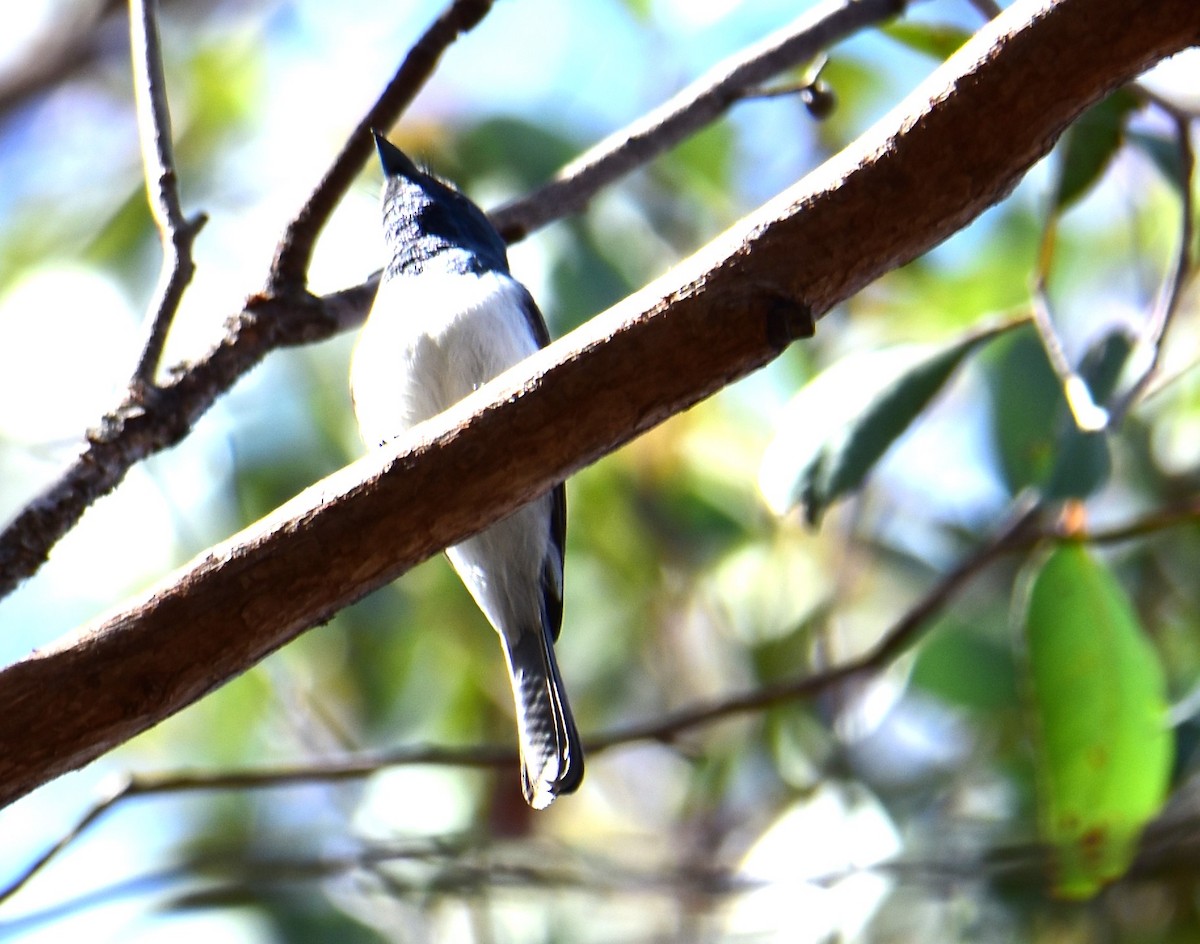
[
  {"x1": 350, "y1": 266, "x2": 553, "y2": 637},
  {"x1": 350, "y1": 268, "x2": 538, "y2": 446}
]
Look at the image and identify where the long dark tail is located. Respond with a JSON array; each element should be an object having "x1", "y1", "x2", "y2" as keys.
[{"x1": 502, "y1": 628, "x2": 584, "y2": 809}]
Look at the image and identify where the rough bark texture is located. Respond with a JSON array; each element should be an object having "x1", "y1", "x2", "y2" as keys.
[{"x1": 0, "y1": 0, "x2": 1197, "y2": 808}]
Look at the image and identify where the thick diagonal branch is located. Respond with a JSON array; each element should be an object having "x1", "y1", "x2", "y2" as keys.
[
  {"x1": 0, "y1": 0, "x2": 1197, "y2": 811},
  {"x1": 0, "y1": 0, "x2": 873, "y2": 602}
]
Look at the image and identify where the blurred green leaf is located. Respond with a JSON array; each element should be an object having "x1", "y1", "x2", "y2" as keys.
[
  {"x1": 184, "y1": 38, "x2": 261, "y2": 143},
  {"x1": 912, "y1": 615, "x2": 1018, "y2": 713},
  {"x1": 618, "y1": 0, "x2": 653, "y2": 21},
  {"x1": 547, "y1": 221, "x2": 635, "y2": 332},
  {"x1": 83, "y1": 186, "x2": 155, "y2": 273},
  {"x1": 1020, "y1": 543, "x2": 1172, "y2": 899},
  {"x1": 1053, "y1": 88, "x2": 1139, "y2": 210},
  {"x1": 881, "y1": 22, "x2": 971, "y2": 61},
  {"x1": 761, "y1": 317, "x2": 1024, "y2": 524},
  {"x1": 664, "y1": 118, "x2": 735, "y2": 199},
  {"x1": 985, "y1": 328, "x2": 1131, "y2": 500},
  {"x1": 1127, "y1": 129, "x2": 1188, "y2": 196},
  {"x1": 453, "y1": 117, "x2": 582, "y2": 188}
]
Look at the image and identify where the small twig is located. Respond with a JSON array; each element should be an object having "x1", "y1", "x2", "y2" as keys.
[
  {"x1": 489, "y1": 0, "x2": 911, "y2": 242},
  {"x1": 5, "y1": 833, "x2": 747, "y2": 931},
  {"x1": 268, "y1": 0, "x2": 495, "y2": 290},
  {"x1": 590, "y1": 500, "x2": 1041, "y2": 748},
  {"x1": 1031, "y1": 250, "x2": 1110, "y2": 432},
  {"x1": 737, "y1": 53, "x2": 829, "y2": 101},
  {"x1": 0, "y1": 0, "x2": 122, "y2": 119},
  {"x1": 1068, "y1": 495, "x2": 1200, "y2": 545},
  {"x1": 737, "y1": 75, "x2": 837, "y2": 122},
  {"x1": 739, "y1": 80, "x2": 816, "y2": 101},
  {"x1": 127, "y1": 0, "x2": 206, "y2": 386},
  {"x1": 1112, "y1": 107, "x2": 1196, "y2": 423},
  {"x1": 0, "y1": 744, "x2": 512, "y2": 908}
]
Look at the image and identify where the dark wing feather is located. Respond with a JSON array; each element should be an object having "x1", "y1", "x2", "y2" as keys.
[{"x1": 516, "y1": 286, "x2": 567, "y2": 641}]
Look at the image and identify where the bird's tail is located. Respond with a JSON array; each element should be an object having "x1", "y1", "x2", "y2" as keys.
[{"x1": 502, "y1": 628, "x2": 584, "y2": 809}]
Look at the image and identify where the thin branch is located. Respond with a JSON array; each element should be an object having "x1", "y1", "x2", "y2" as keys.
[
  {"x1": 267, "y1": 0, "x2": 495, "y2": 290},
  {"x1": 0, "y1": 744, "x2": 512, "y2": 909},
  {"x1": 0, "y1": 0, "x2": 122, "y2": 119},
  {"x1": 489, "y1": 0, "x2": 910, "y2": 242},
  {"x1": 735, "y1": 56, "x2": 836, "y2": 120},
  {"x1": 1069, "y1": 496, "x2": 1200, "y2": 545},
  {"x1": 1112, "y1": 107, "x2": 1196, "y2": 422},
  {"x1": 592, "y1": 501, "x2": 1041, "y2": 748},
  {"x1": 1143, "y1": 112, "x2": 1196, "y2": 356},
  {"x1": 5, "y1": 832, "x2": 751, "y2": 930},
  {"x1": 127, "y1": 0, "x2": 206, "y2": 386},
  {"x1": 1030, "y1": 266, "x2": 1110, "y2": 432}
]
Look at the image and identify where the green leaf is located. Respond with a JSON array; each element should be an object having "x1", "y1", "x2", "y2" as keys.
[
  {"x1": 1127, "y1": 130, "x2": 1188, "y2": 196},
  {"x1": 617, "y1": 0, "x2": 652, "y2": 21},
  {"x1": 1046, "y1": 331, "x2": 1130, "y2": 499},
  {"x1": 1053, "y1": 88, "x2": 1140, "y2": 210},
  {"x1": 985, "y1": 328, "x2": 1131, "y2": 500},
  {"x1": 1021, "y1": 544, "x2": 1173, "y2": 899},
  {"x1": 666, "y1": 118, "x2": 736, "y2": 198},
  {"x1": 453, "y1": 117, "x2": 582, "y2": 188},
  {"x1": 83, "y1": 186, "x2": 154, "y2": 273},
  {"x1": 881, "y1": 22, "x2": 972, "y2": 61},
  {"x1": 760, "y1": 317, "x2": 1024, "y2": 523}
]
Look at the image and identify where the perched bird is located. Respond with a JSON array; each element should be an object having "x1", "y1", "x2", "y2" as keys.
[{"x1": 350, "y1": 131, "x2": 583, "y2": 809}]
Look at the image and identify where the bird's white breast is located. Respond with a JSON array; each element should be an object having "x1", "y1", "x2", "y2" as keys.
[{"x1": 350, "y1": 268, "x2": 539, "y2": 446}]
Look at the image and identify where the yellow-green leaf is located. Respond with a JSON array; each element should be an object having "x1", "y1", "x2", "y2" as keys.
[
  {"x1": 881, "y1": 22, "x2": 972, "y2": 61},
  {"x1": 1021, "y1": 544, "x2": 1173, "y2": 899}
]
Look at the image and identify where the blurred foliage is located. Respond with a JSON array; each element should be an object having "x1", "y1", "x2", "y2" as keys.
[
  {"x1": 1053, "y1": 89, "x2": 1141, "y2": 211},
  {"x1": 982, "y1": 326, "x2": 1129, "y2": 501},
  {"x1": 0, "y1": 2, "x2": 1199, "y2": 943},
  {"x1": 881, "y1": 20, "x2": 972, "y2": 61},
  {"x1": 761, "y1": 317, "x2": 1025, "y2": 524}
]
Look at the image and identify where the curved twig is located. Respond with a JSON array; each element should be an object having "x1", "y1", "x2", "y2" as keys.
[
  {"x1": 0, "y1": 505, "x2": 1030, "y2": 908},
  {"x1": 489, "y1": 0, "x2": 909, "y2": 242},
  {"x1": 1113, "y1": 106, "x2": 1196, "y2": 420},
  {"x1": 127, "y1": 0, "x2": 207, "y2": 386},
  {"x1": 267, "y1": 0, "x2": 495, "y2": 289}
]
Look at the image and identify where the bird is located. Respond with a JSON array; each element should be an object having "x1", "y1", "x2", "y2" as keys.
[{"x1": 350, "y1": 131, "x2": 583, "y2": 809}]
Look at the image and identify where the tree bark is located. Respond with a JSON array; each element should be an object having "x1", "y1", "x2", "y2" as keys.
[{"x1": 0, "y1": 0, "x2": 1196, "y2": 809}]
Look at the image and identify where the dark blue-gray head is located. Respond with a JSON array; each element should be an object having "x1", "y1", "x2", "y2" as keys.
[{"x1": 373, "y1": 131, "x2": 510, "y2": 278}]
